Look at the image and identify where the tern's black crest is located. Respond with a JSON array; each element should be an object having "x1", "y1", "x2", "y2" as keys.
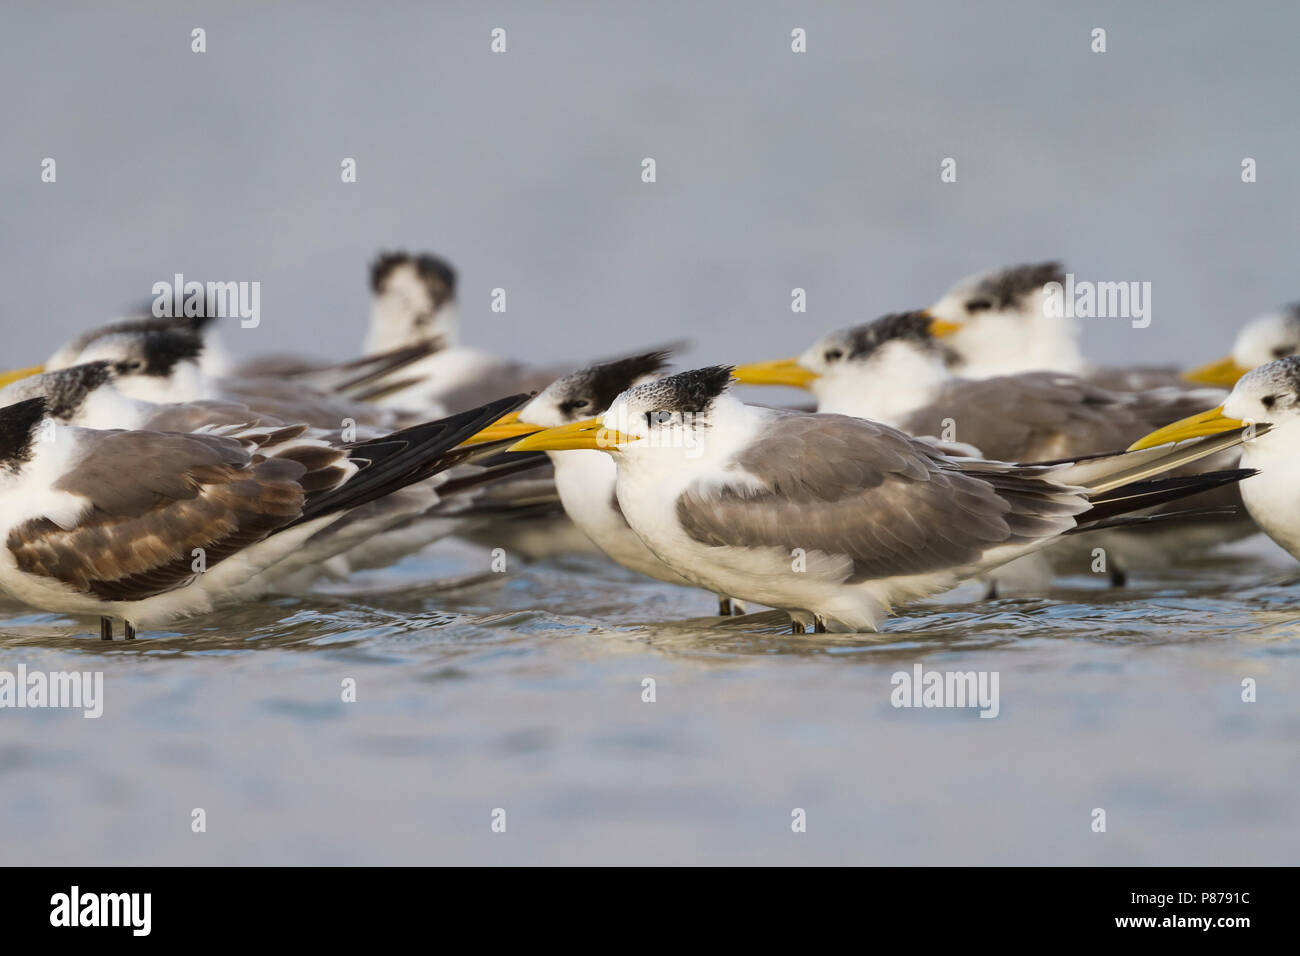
[
  {"x1": 63, "y1": 314, "x2": 216, "y2": 360},
  {"x1": 968, "y1": 261, "x2": 1063, "y2": 310},
  {"x1": 370, "y1": 251, "x2": 458, "y2": 304},
  {"x1": 128, "y1": 330, "x2": 205, "y2": 377},
  {"x1": 1251, "y1": 354, "x2": 1300, "y2": 397},
  {"x1": 845, "y1": 311, "x2": 938, "y2": 359},
  {"x1": 559, "y1": 350, "x2": 674, "y2": 416},
  {"x1": 641, "y1": 365, "x2": 734, "y2": 414},
  {"x1": 1, "y1": 362, "x2": 114, "y2": 421},
  {"x1": 0, "y1": 397, "x2": 48, "y2": 472}
]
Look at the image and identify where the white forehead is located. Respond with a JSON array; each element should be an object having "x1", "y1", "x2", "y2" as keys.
[
  {"x1": 1234, "y1": 310, "x2": 1300, "y2": 359},
  {"x1": 379, "y1": 263, "x2": 434, "y2": 306},
  {"x1": 70, "y1": 334, "x2": 137, "y2": 364}
]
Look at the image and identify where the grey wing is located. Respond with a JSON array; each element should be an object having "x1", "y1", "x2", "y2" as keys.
[
  {"x1": 675, "y1": 413, "x2": 1086, "y2": 583},
  {"x1": 143, "y1": 399, "x2": 292, "y2": 432},
  {"x1": 7, "y1": 429, "x2": 309, "y2": 601},
  {"x1": 217, "y1": 377, "x2": 393, "y2": 430},
  {"x1": 900, "y1": 373, "x2": 1174, "y2": 462},
  {"x1": 1087, "y1": 365, "x2": 1189, "y2": 392},
  {"x1": 433, "y1": 363, "x2": 558, "y2": 414},
  {"x1": 231, "y1": 354, "x2": 330, "y2": 378}
]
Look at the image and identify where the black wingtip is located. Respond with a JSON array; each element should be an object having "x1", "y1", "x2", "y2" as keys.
[{"x1": 0, "y1": 397, "x2": 48, "y2": 467}]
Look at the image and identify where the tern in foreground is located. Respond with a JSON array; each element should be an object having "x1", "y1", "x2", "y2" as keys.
[
  {"x1": 0, "y1": 393, "x2": 529, "y2": 639},
  {"x1": 1131, "y1": 356, "x2": 1300, "y2": 559},
  {"x1": 510, "y1": 351, "x2": 746, "y2": 615},
  {"x1": 512, "y1": 367, "x2": 1257, "y2": 633}
]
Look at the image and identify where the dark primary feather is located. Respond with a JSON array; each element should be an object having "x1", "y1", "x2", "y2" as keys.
[
  {"x1": 0, "y1": 398, "x2": 48, "y2": 471},
  {"x1": 5, "y1": 395, "x2": 531, "y2": 603}
]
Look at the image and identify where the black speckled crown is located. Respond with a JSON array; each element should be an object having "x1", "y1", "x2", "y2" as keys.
[
  {"x1": 370, "y1": 250, "x2": 457, "y2": 304},
  {"x1": 558, "y1": 350, "x2": 674, "y2": 416},
  {"x1": 844, "y1": 311, "x2": 938, "y2": 359},
  {"x1": 968, "y1": 261, "x2": 1064, "y2": 309}
]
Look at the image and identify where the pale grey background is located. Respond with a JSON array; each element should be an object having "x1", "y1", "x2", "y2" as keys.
[
  {"x1": 2, "y1": 2, "x2": 1298, "y2": 868},
  {"x1": 3, "y1": 0, "x2": 1296, "y2": 370}
]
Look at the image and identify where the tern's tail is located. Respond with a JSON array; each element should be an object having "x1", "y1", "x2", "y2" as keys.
[
  {"x1": 1069, "y1": 468, "x2": 1256, "y2": 532},
  {"x1": 1040, "y1": 425, "x2": 1264, "y2": 493}
]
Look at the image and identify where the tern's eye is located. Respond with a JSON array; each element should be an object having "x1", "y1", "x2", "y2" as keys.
[
  {"x1": 1262, "y1": 394, "x2": 1278, "y2": 409},
  {"x1": 965, "y1": 298, "x2": 993, "y2": 313},
  {"x1": 559, "y1": 398, "x2": 590, "y2": 415},
  {"x1": 1272, "y1": 346, "x2": 1294, "y2": 358},
  {"x1": 645, "y1": 410, "x2": 673, "y2": 428},
  {"x1": 824, "y1": 348, "x2": 844, "y2": 363}
]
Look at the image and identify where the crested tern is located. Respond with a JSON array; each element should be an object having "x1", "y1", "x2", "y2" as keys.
[
  {"x1": 511, "y1": 367, "x2": 1255, "y2": 632},
  {"x1": 0, "y1": 391, "x2": 532, "y2": 637}
]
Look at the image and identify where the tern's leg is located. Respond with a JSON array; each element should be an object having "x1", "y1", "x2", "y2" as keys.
[
  {"x1": 718, "y1": 596, "x2": 733, "y2": 617},
  {"x1": 729, "y1": 599, "x2": 747, "y2": 616},
  {"x1": 790, "y1": 619, "x2": 807, "y2": 635},
  {"x1": 814, "y1": 616, "x2": 828, "y2": 634},
  {"x1": 100, "y1": 617, "x2": 112, "y2": 641},
  {"x1": 124, "y1": 621, "x2": 137, "y2": 641},
  {"x1": 984, "y1": 580, "x2": 999, "y2": 601},
  {"x1": 1109, "y1": 567, "x2": 1127, "y2": 588}
]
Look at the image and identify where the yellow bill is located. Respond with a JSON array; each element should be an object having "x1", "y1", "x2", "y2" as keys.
[
  {"x1": 1182, "y1": 355, "x2": 1249, "y2": 387},
  {"x1": 927, "y1": 316, "x2": 963, "y2": 337},
  {"x1": 508, "y1": 417, "x2": 639, "y2": 453},
  {"x1": 1126, "y1": 405, "x2": 1248, "y2": 451},
  {"x1": 459, "y1": 416, "x2": 544, "y2": 446},
  {"x1": 731, "y1": 358, "x2": 818, "y2": 388},
  {"x1": 0, "y1": 365, "x2": 45, "y2": 388}
]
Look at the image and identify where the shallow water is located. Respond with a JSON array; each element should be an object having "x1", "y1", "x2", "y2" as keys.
[{"x1": 2, "y1": 534, "x2": 1297, "y2": 865}]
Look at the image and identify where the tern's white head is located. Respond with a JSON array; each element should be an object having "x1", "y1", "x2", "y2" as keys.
[
  {"x1": 518, "y1": 351, "x2": 674, "y2": 431},
  {"x1": 1129, "y1": 356, "x2": 1297, "y2": 454},
  {"x1": 511, "y1": 366, "x2": 750, "y2": 472},
  {"x1": 732, "y1": 311, "x2": 961, "y2": 425},
  {"x1": 1183, "y1": 305, "x2": 1300, "y2": 388},
  {"x1": 44, "y1": 313, "x2": 230, "y2": 378},
  {"x1": 67, "y1": 329, "x2": 213, "y2": 404},
  {"x1": 365, "y1": 251, "x2": 459, "y2": 355},
  {"x1": 1221, "y1": 357, "x2": 1300, "y2": 443},
  {"x1": 0, "y1": 361, "x2": 147, "y2": 429},
  {"x1": 928, "y1": 261, "x2": 1083, "y2": 378},
  {"x1": 600, "y1": 366, "x2": 751, "y2": 468}
]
